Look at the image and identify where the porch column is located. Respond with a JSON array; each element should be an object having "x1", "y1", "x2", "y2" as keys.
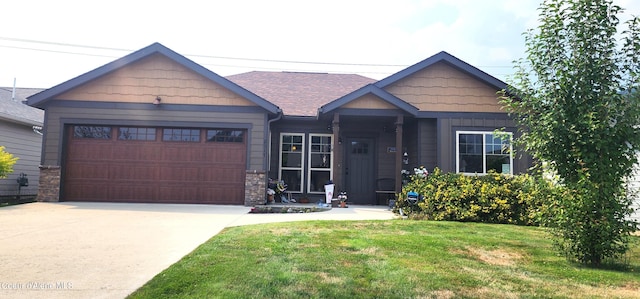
[
  {"x1": 332, "y1": 113, "x2": 343, "y2": 191},
  {"x1": 395, "y1": 115, "x2": 404, "y2": 192}
]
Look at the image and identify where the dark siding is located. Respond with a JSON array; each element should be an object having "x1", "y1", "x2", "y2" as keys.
[
  {"x1": 416, "y1": 119, "x2": 437, "y2": 172},
  {"x1": 437, "y1": 114, "x2": 530, "y2": 174}
]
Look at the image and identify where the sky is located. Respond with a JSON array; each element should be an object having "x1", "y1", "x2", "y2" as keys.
[{"x1": 1, "y1": 0, "x2": 639, "y2": 88}]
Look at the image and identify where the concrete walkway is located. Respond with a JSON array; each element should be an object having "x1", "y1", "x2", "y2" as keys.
[{"x1": 0, "y1": 202, "x2": 394, "y2": 299}]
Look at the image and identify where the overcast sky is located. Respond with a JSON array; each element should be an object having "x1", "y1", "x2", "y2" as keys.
[{"x1": 1, "y1": 0, "x2": 639, "y2": 88}]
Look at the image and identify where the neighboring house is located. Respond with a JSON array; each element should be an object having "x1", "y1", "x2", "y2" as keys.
[
  {"x1": 28, "y1": 42, "x2": 531, "y2": 205},
  {"x1": 0, "y1": 87, "x2": 44, "y2": 201}
]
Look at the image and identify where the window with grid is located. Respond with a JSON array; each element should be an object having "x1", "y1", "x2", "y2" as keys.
[
  {"x1": 162, "y1": 128, "x2": 200, "y2": 142},
  {"x1": 119, "y1": 127, "x2": 156, "y2": 141},
  {"x1": 308, "y1": 134, "x2": 332, "y2": 193},
  {"x1": 457, "y1": 131, "x2": 512, "y2": 174},
  {"x1": 279, "y1": 133, "x2": 304, "y2": 193},
  {"x1": 206, "y1": 129, "x2": 244, "y2": 143}
]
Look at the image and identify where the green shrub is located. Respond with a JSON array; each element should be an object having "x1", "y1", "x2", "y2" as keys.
[
  {"x1": 393, "y1": 168, "x2": 563, "y2": 226},
  {"x1": 0, "y1": 146, "x2": 18, "y2": 178}
]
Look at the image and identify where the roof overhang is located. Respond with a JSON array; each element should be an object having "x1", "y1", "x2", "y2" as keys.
[{"x1": 318, "y1": 84, "x2": 418, "y2": 117}]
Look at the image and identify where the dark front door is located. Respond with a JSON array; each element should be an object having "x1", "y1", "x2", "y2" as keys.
[{"x1": 345, "y1": 138, "x2": 375, "y2": 204}]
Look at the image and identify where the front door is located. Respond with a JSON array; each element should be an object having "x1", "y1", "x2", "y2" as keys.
[{"x1": 345, "y1": 138, "x2": 375, "y2": 204}]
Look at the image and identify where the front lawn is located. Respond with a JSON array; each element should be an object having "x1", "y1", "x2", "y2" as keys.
[{"x1": 128, "y1": 220, "x2": 640, "y2": 298}]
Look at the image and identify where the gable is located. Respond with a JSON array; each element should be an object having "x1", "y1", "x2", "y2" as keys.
[
  {"x1": 383, "y1": 61, "x2": 503, "y2": 113},
  {"x1": 57, "y1": 54, "x2": 255, "y2": 106},
  {"x1": 341, "y1": 93, "x2": 398, "y2": 110}
]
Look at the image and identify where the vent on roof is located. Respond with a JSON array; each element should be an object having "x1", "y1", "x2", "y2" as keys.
[{"x1": 12, "y1": 78, "x2": 16, "y2": 101}]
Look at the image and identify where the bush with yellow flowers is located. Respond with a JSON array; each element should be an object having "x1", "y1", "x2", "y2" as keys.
[{"x1": 393, "y1": 168, "x2": 563, "y2": 226}]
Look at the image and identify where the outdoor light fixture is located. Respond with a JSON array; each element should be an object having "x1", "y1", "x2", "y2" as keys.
[{"x1": 153, "y1": 96, "x2": 162, "y2": 105}]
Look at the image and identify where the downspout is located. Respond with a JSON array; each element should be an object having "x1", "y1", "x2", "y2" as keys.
[{"x1": 265, "y1": 109, "x2": 283, "y2": 172}]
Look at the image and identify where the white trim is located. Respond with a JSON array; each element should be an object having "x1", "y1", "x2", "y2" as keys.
[
  {"x1": 455, "y1": 131, "x2": 513, "y2": 175},
  {"x1": 307, "y1": 134, "x2": 333, "y2": 194},
  {"x1": 279, "y1": 133, "x2": 305, "y2": 193}
]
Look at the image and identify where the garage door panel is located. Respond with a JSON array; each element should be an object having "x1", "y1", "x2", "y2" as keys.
[
  {"x1": 209, "y1": 147, "x2": 245, "y2": 162},
  {"x1": 109, "y1": 183, "x2": 159, "y2": 202},
  {"x1": 65, "y1": 182, "x2": 111, "y2": 201},
  {"x1": 159, "y1": 166, "x2": 202, "y2": 181},
  {"x1": 112, "y1": 143, "x2": 163, "y2": 161},
  {"x1": 68, "y1": 142, "x2": 114, "y2": 161},
  {"x1": 158, "y1": 184, "x2": 201, "y2": 202},
  {"x1": 64, "y1": 126, "x2": 247, "y2": 204},
  {"x1": 66, "y1": 163, "x2": 111, "y2": 179},
  {"x1": 108, "y1": 163, "x2": 158, "y2": 180}
]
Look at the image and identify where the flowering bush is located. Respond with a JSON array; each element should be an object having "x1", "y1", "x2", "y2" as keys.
[
  {"x1": 393, "y1": 168, "x2": 563, "y2": 226},
  {"x1": 413, "y1": 166, "x2": 428, "y2": 178}
]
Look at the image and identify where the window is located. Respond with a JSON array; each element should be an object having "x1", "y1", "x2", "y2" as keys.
[
  {"x1": 74, "y1": 126, "x2": 111, "y2": 139},
  {"x1": 207, "y1": 129, "x2": 244, "y2": 143},
  {"x1": 163, "y1": 128, "x2": 200, "y2": 142},
  {"x1": 308, "y1": 134, "x2": 332, "y2": 193},
  {"x1": 457, "y1": 131, "x2": 513, "y2": 174},
  {"x1": 119, "y1": 127, "x2": 156, "y2": 141},
  {"x1": 279, "y1": 134, "x2": 304, "y2": 193}
]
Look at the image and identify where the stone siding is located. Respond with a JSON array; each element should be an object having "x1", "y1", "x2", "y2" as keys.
[
  {"x1": 245, "y1": 170, "x2": 266, "y2": 206},
  {"x1": 37, "y1": 166, "x2": 61, "y2": 202}
]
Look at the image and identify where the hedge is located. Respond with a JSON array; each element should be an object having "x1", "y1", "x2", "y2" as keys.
[{"x1": 393, "y1": 168, "x2": 563, "y2": 226}]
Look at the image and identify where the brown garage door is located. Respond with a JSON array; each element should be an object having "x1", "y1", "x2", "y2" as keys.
[{"x1": 63, "y1": 126, "x2": 247, "y2": 204}]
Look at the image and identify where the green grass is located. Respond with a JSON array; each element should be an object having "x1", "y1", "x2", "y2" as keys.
[{"x1": 128, "y1": 220, "x2": 640, "y2": 298}]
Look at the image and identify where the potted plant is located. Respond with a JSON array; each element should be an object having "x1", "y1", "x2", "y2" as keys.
[{"x1": 266, "y1": 188, "x2": 275, "y2": 204}]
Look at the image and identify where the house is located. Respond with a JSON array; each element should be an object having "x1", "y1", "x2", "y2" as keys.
[
  {"x1": 0, "y1": 86, "x2": 44, "y2": 202},
  {"x1": 28, "y1": 42, "x2": 530, "y2": 205}
]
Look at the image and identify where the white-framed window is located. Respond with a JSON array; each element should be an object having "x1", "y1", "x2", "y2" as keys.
[
  {"x1": 456, "y1": 131, "x2": 513, "y2": 175},
  {"x1": 308, "y1": 134, "x2": 332, "y2": 193},
  {"x1": 279, "y1": 133, "x2": 305, "y2": 193}
]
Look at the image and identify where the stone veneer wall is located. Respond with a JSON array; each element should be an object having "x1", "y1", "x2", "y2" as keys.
[
  {"x1": 245, "y1": 170, "x2": 266, "y2": 206},
  {"x1": 38, "y1": 166, "x2": 61, "y2": 202}
]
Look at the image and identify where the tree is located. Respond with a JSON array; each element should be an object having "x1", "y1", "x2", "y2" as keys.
[
  {"x1": 500, "y1": 0, "x2": 640, "y2": 265},
  {"x1": 0, "y1": 146, "x2": 18, "y2": 178}
]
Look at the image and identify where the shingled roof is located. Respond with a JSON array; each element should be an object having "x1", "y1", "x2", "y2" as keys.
[
  {"x1": 0, "y1": 87, "x2": 44, "y2": 126},
  {"x1": 226, "y1": 71, "x2": 376, "y2": 117}
]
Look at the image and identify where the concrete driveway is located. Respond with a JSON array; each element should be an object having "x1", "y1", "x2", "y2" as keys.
[{"x1": 0, "y1": 202, "x2": 394, "y2": 299}]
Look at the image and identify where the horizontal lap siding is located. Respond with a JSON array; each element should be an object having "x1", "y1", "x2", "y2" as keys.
[
  {"x1": 42, "y1": 106, "x2": 267, "y2": 170},
  {"x1": 0, "y1": 122, "x2": 42, "y2": 196}
]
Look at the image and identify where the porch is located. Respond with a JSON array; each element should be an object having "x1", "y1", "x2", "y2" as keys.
[{"x1": 269, "y1": 113, "x2": 428, "y2": 205}]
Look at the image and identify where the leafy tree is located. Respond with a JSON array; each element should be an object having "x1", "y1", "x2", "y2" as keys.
[
  {"x1": 500, "y1": 0, "x2": 640, "y2": 265},
  {"x1": 0, "y1": 146, "x2": 18, "y2": 178}
]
